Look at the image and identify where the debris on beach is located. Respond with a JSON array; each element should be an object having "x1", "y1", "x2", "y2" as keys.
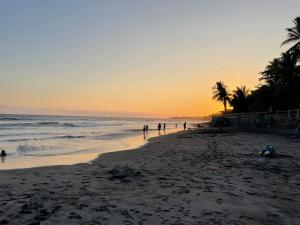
[{"x1": 259, "y1": 145, "x2": 277, "y2": 157}]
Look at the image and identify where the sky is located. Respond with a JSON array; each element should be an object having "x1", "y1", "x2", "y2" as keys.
[{"x1": 0, "y1": 0, "x2": 299, "y2": 118}]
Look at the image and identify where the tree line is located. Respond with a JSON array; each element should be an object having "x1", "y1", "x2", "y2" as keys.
[{"x1": 213, "y1": 17, "x2": 300, "y2": 114}]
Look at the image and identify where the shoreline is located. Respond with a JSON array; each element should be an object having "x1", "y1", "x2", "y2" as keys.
[
  {"x1": 0, "y1": 129, "x2": 186, "y2": 173},
  {"x1": 0, "y1": 127, "x2": 182, "y2": 171},
  {"x1": 0, "y1": 127, "x2": 299, "y2": 224}
]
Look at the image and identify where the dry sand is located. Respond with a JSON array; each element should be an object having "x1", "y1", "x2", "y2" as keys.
[{"x1": 0, "y1": 128, "x2": 299, "y2": 225}]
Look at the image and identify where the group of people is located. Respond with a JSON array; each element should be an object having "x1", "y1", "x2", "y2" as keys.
[
  {"x1": 142, "y1": 121, "x2": 187, "y2": 132},
  {"x1": 142, "y1": 125, "x2": 149, "y2": 132},
  {"x1": 157, "y1": 123, "x2": 166, "y2": 131}
]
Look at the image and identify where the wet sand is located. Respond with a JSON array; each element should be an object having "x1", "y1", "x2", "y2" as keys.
[
  {"x1": 0, "y1": 128, "x2": 299, "y2": 224},
  {"x1": 0, "y1": 128, "x2": 181, "y2": 170}
]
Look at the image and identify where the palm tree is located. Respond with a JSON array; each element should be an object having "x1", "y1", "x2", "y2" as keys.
[
  {"x1": 230, "y1": 85, "x2": 250, "y2": 112},
  {"x1": 212, "y1": 81, "x2": 231, "y2": 111},
  {"x1": 259, "y1": 57, "x2": 282, "y2": 86},
  {"x1": 260, "y1": 51, "x2": 298, "y2": 86},
  {"x1": 281, "y1": 17, "x2": 300, "y2": 57}
]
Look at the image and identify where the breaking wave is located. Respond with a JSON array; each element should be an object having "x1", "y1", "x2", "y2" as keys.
[
  {"x1": 16, "y1": 144, "x2": 48, "y2": 155},
  {"x1": 0, "y1": 121, "x2": 78, "y2": 128},
  {"x1": 6, "y1": 135, "x2": 87, "y2": 142},
  {"x1": 53, "y1": 135, "x2": 86, "y2": 139}
]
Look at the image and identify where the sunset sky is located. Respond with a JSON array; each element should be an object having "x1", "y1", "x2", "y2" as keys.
[{"x1": 0, "y1": 0, "x2": 299, "y2": 118}]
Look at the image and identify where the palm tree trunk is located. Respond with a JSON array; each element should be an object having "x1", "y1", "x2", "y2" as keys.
[{"x1": 223, "y1": 100, "x2": 227, "y2": 111}]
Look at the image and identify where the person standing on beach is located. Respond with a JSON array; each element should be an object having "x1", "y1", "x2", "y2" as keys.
[
  {"x1": 158, "y1": 123, "x2": 162, "y2": 135},
  {"x1": 184, "y1": 121, "x2": 186, "y2": 130},
  {"x1": 163, "y1": 123, "x2": 166, "y2": 130},
  {"x1": 158, "y1": 123, "x2": 161, "y2": 131},
  {"x1": 145, "y1": 125, "x2": 149, "y2": 132}
]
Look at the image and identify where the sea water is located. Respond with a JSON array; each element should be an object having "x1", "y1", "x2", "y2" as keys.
[{"x1": 0, "y1": 114, "x2": 196, "y2": 170}]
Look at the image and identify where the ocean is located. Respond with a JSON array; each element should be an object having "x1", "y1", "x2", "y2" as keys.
[{"x1": 0, "y1": 114, "x2": 198, "y2": 170}]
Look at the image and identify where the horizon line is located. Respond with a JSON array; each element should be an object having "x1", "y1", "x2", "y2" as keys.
[{"x1": 0, "y1": 105, "x2": 208, "y2": 120}]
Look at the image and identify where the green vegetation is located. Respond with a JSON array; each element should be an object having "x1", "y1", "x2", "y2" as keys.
[
  {"x1": 213, "y1": 17, "x2": 300, "y2": 113},
  {"x1": 230, "y1": 86, "x2": 250, "y2": 113}
]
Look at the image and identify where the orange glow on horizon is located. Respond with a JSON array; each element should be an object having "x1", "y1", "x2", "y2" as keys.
[
  {"x1": 1, "y1": 69, "x2": 259, "y2": 118},
  {"x1": 1, "y1": 0, "x2": 290, "y2": 118}
]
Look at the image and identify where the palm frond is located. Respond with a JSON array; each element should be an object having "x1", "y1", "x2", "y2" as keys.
[
  {"x1": 281, "y1": 37, "x2": 299, "y2": 47},
  {"x1": 286, "y1": 28, "x2": 300, "y2": 37},
  {"x1": 281, "y1": 17, "x2": 300, "y2": 51}
]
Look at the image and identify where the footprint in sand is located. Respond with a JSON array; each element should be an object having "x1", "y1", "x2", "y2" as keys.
[
  {"x1": 67, "y1": 212, "x2": 82, "y2": 219},
  {"x1": 216, "y1": 198, "x2": 223, "y2": 204}
]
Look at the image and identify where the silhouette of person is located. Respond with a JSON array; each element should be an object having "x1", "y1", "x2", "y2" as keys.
[
  {"x1": 143, "y1": 125, "x2": 146, "y2": 133},
  {"x1": 175, "y1": 123, "x2": 177, "y2": 128},
  {"x1": 158, "y1": 123, "x2": 161, "y2": 131},
  {"x1": 183, "y1": 121, "x2": 186, "y2": 130},
  {"x1": 145, "y1": 125, "x2": 149, "y2": 132},
  {"x1": 157, "y1": 123, "x2": 162, "y2": 135},
  {"x1": 163, "y1": 123, "x2": 166, "y2": 130},
  {"x1": 1, "y1": 150, "x2": 7, "y2": 157}
]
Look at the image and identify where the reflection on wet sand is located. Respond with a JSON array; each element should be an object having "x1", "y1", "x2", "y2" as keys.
[{"x1": 0, "y1": 128, "x2": 180, "y2": 170}]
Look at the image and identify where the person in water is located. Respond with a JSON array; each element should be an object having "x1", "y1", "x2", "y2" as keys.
[
  {"x1": 183, "y1": 121, "x2": 187, "y2": 130},
  {"x1": 1, "y1": 150, "x2": 7, "y2": 157}
]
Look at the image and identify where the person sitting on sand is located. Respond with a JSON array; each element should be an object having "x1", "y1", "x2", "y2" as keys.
[{"x1": 1, "y1": 150, "x2": 7, "y2": 157}]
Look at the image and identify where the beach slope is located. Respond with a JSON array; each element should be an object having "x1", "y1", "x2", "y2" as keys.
[{"x1": 0, "y1": 128, "x2": 299, "y2": 224}]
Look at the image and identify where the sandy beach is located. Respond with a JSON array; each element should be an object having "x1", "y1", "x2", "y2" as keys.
[{"x1": 0, "y1": 128, "x2": 299, "y2": 225}]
